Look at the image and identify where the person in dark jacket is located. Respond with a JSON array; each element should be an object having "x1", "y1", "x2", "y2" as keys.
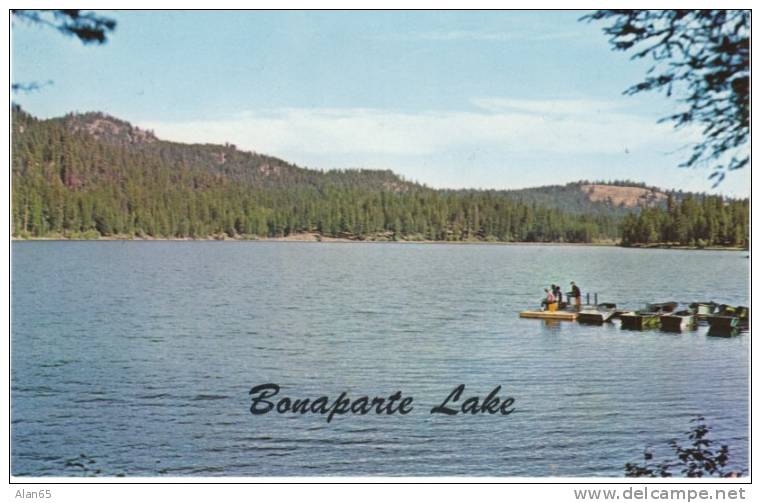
[
  {"x1": 570, "y1": 281, "x2": 581, "y2": 309},
  {"x1": 553, "y1": 284, "x2": 563, "y2": 304}
]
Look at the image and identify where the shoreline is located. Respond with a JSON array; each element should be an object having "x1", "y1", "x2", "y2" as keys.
[{"x1": 10, "y1": 234, "x2": 747, "y2": 251}]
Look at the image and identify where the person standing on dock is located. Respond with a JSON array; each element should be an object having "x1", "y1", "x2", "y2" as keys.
[{"x1": 570, "y1": 281, "x2": 581, "y2": 309}]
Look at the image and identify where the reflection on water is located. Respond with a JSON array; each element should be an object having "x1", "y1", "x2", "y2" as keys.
[
  {"x1": 543, "y1": 319, "x2": 561, "y2": 330},
  {"x1": 11, "y1": 242, "x2": 749, "y2": 476}
]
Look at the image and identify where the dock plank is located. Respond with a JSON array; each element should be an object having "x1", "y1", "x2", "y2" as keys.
[{"x1": 519, "y1": 310, "x2": 578, "y2": 321}]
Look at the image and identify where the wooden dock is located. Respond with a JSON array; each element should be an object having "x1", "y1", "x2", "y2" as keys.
[{"x1": 519, "y1": 310, "x2": 578, "y2": 321}]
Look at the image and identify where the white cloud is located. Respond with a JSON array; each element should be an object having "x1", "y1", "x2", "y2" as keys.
[
  {"x1": 133, "y1": 101, "x2": 752, "y2": 196},
  {"x1": 390, "y1": 29, "x2": 583, "y2": 43},
  {"x1": 139, "y1": 100, "x2": 697, "y2": 163},
  {"x1": 416, "y1": 30, "x2": 521, "y2": 41},
  {"x1": 470, "y1": 97, "x2": 622, "y2": 116}
]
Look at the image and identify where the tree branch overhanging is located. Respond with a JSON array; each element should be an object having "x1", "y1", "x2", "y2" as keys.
[{"x1": 582, "y1": 10, "x2": 749, "y2": 186}]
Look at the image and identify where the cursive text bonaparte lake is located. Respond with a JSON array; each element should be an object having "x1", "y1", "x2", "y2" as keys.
[{"x1": 249, "y1": 384, "x2": 516, "y2": 422}]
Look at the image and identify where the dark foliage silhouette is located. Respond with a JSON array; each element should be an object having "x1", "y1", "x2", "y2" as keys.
[
  {"x1": 583, "y1": 10, "x2": 750, "y2": 186},
  {"x1": 12, "y1": 10, "x2": 116, "y2": 44},
  {"x1": 11, "y1": 10, "x2": 116, "y2": 94},
  {"x1": 625, "y1": 416, "x2": 743, "y2": 477},
  {"x1": 10, "y1": 80, "x2": 53, "y2": 93}
]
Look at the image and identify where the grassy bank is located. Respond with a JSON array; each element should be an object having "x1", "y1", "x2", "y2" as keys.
[
  {"x1": 621, "y1": 243, "x2": 749, "y2": 252},
  {"x1": 12, "y1": 230, "x2": 621, "y2": 245},
  {"x1": 11, "y1": 233, "x2": 748, "y2": 250}
]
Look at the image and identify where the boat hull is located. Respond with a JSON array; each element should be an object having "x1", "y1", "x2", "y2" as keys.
[
  {"x1": 707, "y1": 315, "x2": 739, "y2": 331},
  {"x1": 577, "y1": 310, "x2": 615, "y2": 324},
  {"x1": 690, "y1": 302, "x2": 719, "y2": 319},
  {"x1": 707, "y1": 327, "x2": 741, "y2": 337},
  {"x1": 645, "y1": 302, "x2": 678, "y2": 314},
  {"x1": 620, "y1": 312, "x2": 660, "y2": 330},
  {"x1": 660, "y1": 314, "x2": 695, "y2": 332}
]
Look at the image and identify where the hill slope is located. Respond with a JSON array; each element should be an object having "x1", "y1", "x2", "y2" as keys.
[{"x1": 11, "y1": 107, "x2": 747, "y2": 246}]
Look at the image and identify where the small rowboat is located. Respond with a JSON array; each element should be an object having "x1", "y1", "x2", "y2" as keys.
[
  {"x1": 660, "y1": 310, "x2": 696, "y2": 332},
  {"x1": 689, "y1": 302, "x2": 719, "y2": 319},
  {"x1": 620, "y1": 302, "x2": 677, "y2": 330},
  {"x1": 706, "y1": 305, "x2": 749, "y2": 332},
  {"x1": 645, "y1": 302, "x2": 678, "y2": 314},
  {"x1": 707, "y1": 327, "x2": 741, "y2": 338},
  {"x1": 578, "y1": 309, "x2": 615, "y2": 324},
  {"x1": 707, "y1": 315, "x2": 739, "y2": 331},
  {"x1": 620, "y1": 311, "x2": 661, "y2": 330},
  {"x1": 577, "y1": 304, "x2": 617, "y2": 324}
]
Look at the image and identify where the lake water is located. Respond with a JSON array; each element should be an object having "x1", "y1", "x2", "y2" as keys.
[{"x1": 11, "y1": 242, "x2": 750, "y2": 477}]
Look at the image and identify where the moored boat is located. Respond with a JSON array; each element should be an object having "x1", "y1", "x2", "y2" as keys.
[
  {"x1": 707, "y1": 315, "x2": 739, "y2": 331},
  {"x1": 706, "y1": 305, "x2": 749, "y2": 332},
  {"x1": 689, "y1": 301, "x2": 719, "y2": 319},
  {"x1": 577, "y1": 304, "x2": 616, "y2": 324},
  {"x1": 619, "y1": 311, "x2": 661, "y2": 330},
  {"x1": 645, "y1": 302, "x2": 678, "y2": 314},
  {"x1": 660, "y1": 310, "x2": 696, "y2": 332},
  {"x1": 707, "y1": 326, "x2": 741, "y2": 337},
  {"x1": 620, "y1": 302, "x2": 677, "y2": 330}
]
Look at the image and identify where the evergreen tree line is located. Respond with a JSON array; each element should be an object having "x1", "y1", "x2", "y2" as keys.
[
  {"x1": 10, "y1": 107, "x2": 747, "y2": 246},
  {"x1": 620, "y1": 194, "x2": 748, "y2": 247}
]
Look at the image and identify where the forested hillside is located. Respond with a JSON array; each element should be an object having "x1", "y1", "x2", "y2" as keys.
[
  {"x1": 10, "y1": 107, "x2": 748, "y2": 246},
  {"x1": 621, "y1": 195, "x2": 749, "y2": 247}
]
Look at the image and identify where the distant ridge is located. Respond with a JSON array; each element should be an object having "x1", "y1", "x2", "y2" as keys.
[
  {"x1": 43, "y1": 108, "x2": 716, "y2": 210},
  {"x1": 11, "y1": 106, "x2": 747, "y2": 245}
]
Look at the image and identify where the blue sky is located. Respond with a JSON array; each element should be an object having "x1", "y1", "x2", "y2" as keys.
[{"x1": 11, "y1": 10, "x2": 749, "y2": 197}]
